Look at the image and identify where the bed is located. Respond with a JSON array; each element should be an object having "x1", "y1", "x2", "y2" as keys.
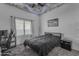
[{"x1": 23, "y1": 33, "x2": 62, "y2": 56}]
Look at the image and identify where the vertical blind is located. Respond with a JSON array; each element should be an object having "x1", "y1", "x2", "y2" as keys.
[{"x1": 15, "y1": 18, "x2": 32, "y2": 36}]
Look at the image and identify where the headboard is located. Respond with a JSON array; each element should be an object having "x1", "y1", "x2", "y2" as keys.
[{"x1": 45, "y1": 32, "x2": 62, "y2": 40}]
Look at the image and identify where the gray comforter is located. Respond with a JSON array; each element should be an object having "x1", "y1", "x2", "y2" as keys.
[{"x1": 24, "y1": 35, "x2": 61, "y2": 56}]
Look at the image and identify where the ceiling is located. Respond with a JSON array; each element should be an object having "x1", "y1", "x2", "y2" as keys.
[{"x1": 7, "y1": 3, "x2": 64, "y2": 15}]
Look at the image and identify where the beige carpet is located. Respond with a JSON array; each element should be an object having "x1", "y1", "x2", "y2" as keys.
[{"x1": 4, "y1": 44, "x2": 79, "y2": 56}]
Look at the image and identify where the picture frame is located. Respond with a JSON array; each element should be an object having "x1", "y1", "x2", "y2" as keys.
[{"x1": 48, "y1": 18, "x2": 58, "y2": 27}]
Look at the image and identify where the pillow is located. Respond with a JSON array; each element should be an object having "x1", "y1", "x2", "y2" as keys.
[{"x1": 45, "y1": 33, "x2": 53, "y2": 37}]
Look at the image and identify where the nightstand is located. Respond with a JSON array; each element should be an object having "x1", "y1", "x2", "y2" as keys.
[{"x1": 60, "y1": 40, "x2": 72, "y2": 51}]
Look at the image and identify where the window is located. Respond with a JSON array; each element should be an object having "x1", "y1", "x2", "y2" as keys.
[
  {"x1": 15, "y1": 18, "x2": 24, "y2": 36},
  {"x1": 15, "y1": 18, "x2": 32, "y2": 36},
  {"x1": 25, "y1": 21, "x2": 32, "y2": 35}
]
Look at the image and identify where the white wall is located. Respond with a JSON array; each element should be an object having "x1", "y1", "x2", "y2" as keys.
[
  {"x1": 41, "y1": 3, "x2": 79, "y2": 51},
  {"x1": 0, "y1": 4, "x2": 39, "y2": 45}
]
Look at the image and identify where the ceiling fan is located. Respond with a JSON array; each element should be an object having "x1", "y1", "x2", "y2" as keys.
[{"x1": 27, "y1": 3, "x2": 46, "y2": 8}]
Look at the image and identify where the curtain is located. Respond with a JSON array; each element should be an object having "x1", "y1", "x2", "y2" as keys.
[{"x1": 10, "y1": 16, "x2": 16, "y2": 35}]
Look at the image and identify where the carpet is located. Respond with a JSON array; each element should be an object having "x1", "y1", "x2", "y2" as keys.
[{"x1": 4, "y1": 44, "x2": 79, "y2": 56}]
